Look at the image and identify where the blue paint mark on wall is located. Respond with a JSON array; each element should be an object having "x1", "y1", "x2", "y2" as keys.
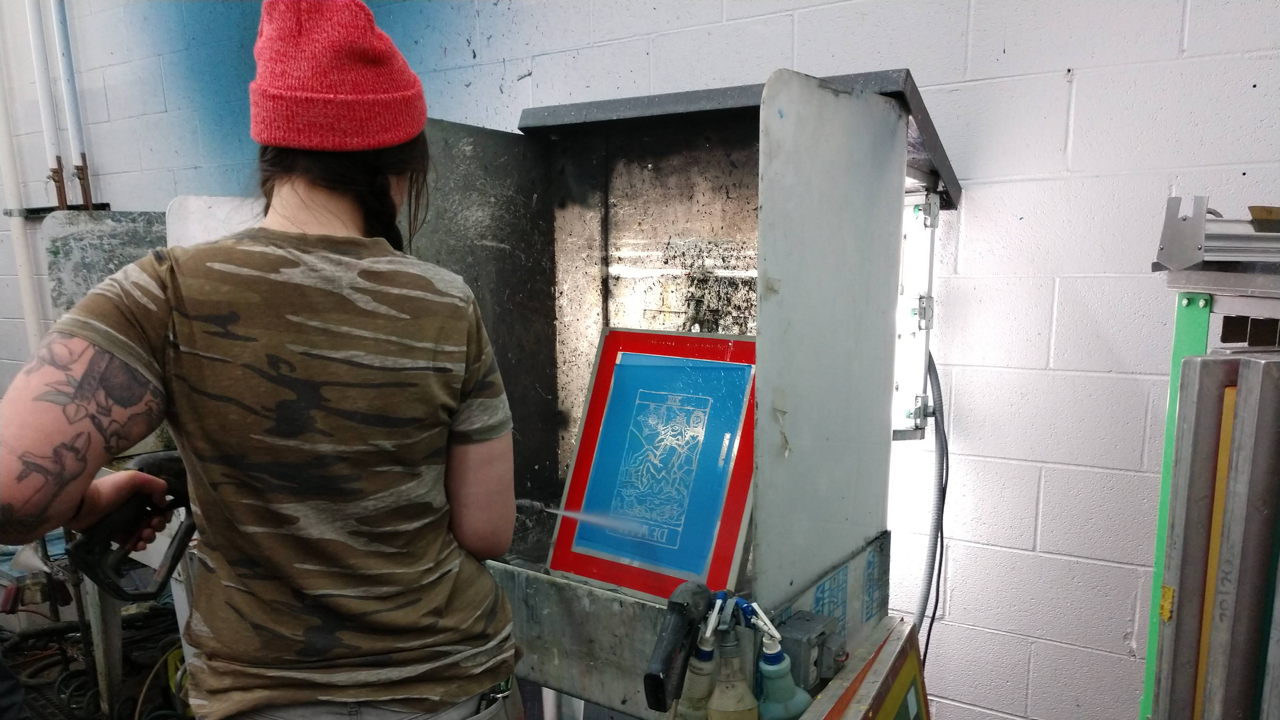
[
  {"x1": 133, "y1": 2, "x2": 261, "y2": 196},
  {"x1": 113, "y1": 1, "x2": 455, "y2": 199}
]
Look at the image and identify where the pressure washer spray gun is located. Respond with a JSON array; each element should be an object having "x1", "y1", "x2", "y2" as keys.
[{"x1": 66, "y1": 451, "x2": 196, "y2": 602}]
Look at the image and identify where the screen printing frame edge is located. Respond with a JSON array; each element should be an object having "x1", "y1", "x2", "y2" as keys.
[{"x1": 548, "y1": 328, "x2": 756, "y2": 600}]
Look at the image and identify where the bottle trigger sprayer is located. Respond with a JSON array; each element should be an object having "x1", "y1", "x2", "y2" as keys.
[
  {"x1": 678, "y1": 612, "x2": 720, "y2": 720},
  {"x1": 706, "y1": 610, "x2": 759, "y2": 720},
  {"x1": 745, "y1": 602, "x2": 811, "y2": 720}
]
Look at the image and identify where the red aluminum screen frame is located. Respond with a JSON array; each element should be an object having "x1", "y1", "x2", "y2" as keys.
[{"x1": 548, "y1": 329, "x2": 756, "y2": 599}]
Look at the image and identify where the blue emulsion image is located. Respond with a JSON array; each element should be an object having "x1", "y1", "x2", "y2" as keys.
[
  {"x1": 574, "y1": 355, "x2": 753, "y2": 577},
  {"x1": 863, "y1": 545, "x2": 884, "y2": 624},
  {"x1": 813, "y1": 566, "x2": 849, "y2": 637}
]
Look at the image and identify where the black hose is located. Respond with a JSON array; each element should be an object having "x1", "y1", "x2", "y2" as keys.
[{"x1": 17, "y1": 656, "x2": 63, "y2": 687}]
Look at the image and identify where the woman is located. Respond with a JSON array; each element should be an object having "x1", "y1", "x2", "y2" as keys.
[{"x1": 0, "y1": 2, "x2": 519, "y2": 720}]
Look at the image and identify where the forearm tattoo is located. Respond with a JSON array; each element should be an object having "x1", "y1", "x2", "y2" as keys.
[{"x1": 2, "y1": 333, "x2": 163, "y2": 537}]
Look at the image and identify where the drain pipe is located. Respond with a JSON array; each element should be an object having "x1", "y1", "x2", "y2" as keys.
[
  {"x1": 49, "y1": 0, "x2": 90, "y2": 208},
  {"x1": 0, "y1": 35, "x2": 46, "y2": 355},
  {"x1": 25, "y1": 0, "x2": 67, "y2": 209}
]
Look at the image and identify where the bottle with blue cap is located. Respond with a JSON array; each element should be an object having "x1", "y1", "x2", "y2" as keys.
[
  {"x1": 735, "y1": 599, "x2": 810, "y2": 720},
  {"x1": 756, "y1": 630, "x2": 812, "y2": 720},
  {"x1": 677, "y1": 620, "x2": 719, "y2": 720}
]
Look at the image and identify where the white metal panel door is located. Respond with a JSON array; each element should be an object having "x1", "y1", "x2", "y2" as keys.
[{"x1": 754, "y1": 69, "x2": 907, "y2": 610}]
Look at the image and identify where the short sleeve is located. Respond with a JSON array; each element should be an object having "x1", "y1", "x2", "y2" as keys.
[
  {"x1": 450, "y1": 298, "x2": 512, "y2": 444},
  {"x1": 51, "y1": 249, "x2": 172, "y2": 390}
]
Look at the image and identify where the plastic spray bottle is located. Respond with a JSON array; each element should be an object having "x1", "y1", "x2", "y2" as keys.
[
  {"x1": 756, "y1": 634, "x2": 812, "y2": 720},
  {"x1": 706, "y1": 628, "x2": 758, "y2": 720},
  {"x1": 678, "y1": 623, "x2": 718, "y2": 720}
]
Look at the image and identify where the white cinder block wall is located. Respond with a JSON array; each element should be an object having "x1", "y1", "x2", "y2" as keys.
[{"x1": 2, "y1": 1, "x2": 1278, "y2": 717}]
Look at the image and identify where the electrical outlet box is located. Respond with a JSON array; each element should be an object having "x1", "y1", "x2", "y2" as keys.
[{"x1": 778, "y1": 610, "x2": 843, "y2": 691}]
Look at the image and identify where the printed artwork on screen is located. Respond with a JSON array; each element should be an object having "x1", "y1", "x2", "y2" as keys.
[
  {"x1": 572, "y1": 354, "x2": 753, "y2": 578},
  {"x1": 550, "y1": 330, "x2": 755, "y2": 598}
]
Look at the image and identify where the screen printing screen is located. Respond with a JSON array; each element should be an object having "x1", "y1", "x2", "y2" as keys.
[
  {"x1": 549, "y1": 330, "x2": 755, "y2": 598},
  {"x1": 571, "y1": 354, "x2": 753, "y2": 578}
]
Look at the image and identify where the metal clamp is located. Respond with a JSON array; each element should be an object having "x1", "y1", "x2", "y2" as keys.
[
  {"x1": 922, "y1": 194, "x2": 941, "y2": 229},
  {"x1": 2, "y1": 208, "x2": 28, "y2": 218},
  {"x1": 915, "y1": 295, "x2": 934, "y2": 331},
  {"x1": 911, "y1": 394, "x2": 929, "y2": 430}
]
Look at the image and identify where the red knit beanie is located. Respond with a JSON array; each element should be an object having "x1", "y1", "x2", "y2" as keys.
[{"x1": 250, "y1": 0, "x2": 427, "y2": 152}]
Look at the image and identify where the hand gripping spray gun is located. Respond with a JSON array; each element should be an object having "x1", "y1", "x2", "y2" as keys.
[{"x1": 66, "y1": 451, "x2": 196, "y2": 602}]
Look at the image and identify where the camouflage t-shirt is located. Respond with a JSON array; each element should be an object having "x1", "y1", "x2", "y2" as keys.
[{"x1": 52, "y1": 228, "x2": 516, "y2": 720}]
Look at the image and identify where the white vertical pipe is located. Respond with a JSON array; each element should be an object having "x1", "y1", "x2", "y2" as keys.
[
  {"x1": 0, "y1": 26, "x2": 46, "y2": 354},
  {"x1": 48, "y1": 0, "x2": 82, "y2": 162},
  {"x1": 24, "y1": 0, "x2": 59, "y2": 172}
]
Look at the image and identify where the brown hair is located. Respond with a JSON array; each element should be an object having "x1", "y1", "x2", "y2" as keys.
[{"x1": 258, "y1": 131, "x2": 429, "y2": 253}]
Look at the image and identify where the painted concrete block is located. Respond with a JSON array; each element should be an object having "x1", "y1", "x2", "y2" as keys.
[
  {"x1": 651, "y1": 15, "x2": 792, "y2": 94},
  {"x1": 0, "y1": 361, "x2": 23, "y2": 394},
  {"x1": 593, "y1": 0, "x2": 722, "y2": 43},
  {"x1": 73, "y1": 70, "x2": 111, "y2": 126},
  {"x1": 725, "y1": 0, "x2": 841, "y2": 18},
  {"x1": 92, "y1": 170, "x2": 175, "y2": 213},
  {"x1": 74, "y1": 7, "x2": 128, "y2": 71},
  {"x1": 89, "y1": 0, "x2": 127, "y2": 13},
  {"x1": 932, "y1": 276, "x2": 1053, "y2": 369},
  {"x1": 924, "y1": 622, "x2": 1030, "y2": 715},
  {"x1": 86, "y1": 120, "x2": 141, "y2": 174},
  {"x1": 137, "y1": 111, "x2": 200, "y2": 171},
  {"x1": 182, "y1": 0, "x2": 261, "y2": 51},
  {"x1": 173, "y1": 163, "x2": 256, "y2": 199},
  {"x1": 123, "y1": 1, "x2": 187, "y2": 58},
  {"x1": 930, "y1": 700, "x2": 1012, "y2": 720},
  {"x1": 969, "y1": 0, "x2": 1181, "y2": 78},
  {"x1": 947, "y1": 458, "x2": 1040, "y2": 550},
  {"x1": 920, "y1": 75, "x2": 1069, "y2": 181},
  {"x1": 532, "y1": 39, "x2": 649, "y2": 107},
  {"x1": 956, "y1": 174, "x2": 1171, "y2": 276},
  {"x1": 1051, "y1": 275, "x2": 1174, "y2": 375},
  {"x1": 1171, "y1": 165, "x2": 1280, "y2": 219},
  {"x1": 950, "y1": 368, "x2": 1151, "y2": 470},
  {"x1": 1027, "y1": 643, "x2": 1143, "y2": 720},
  {"x1": 196, "y1": 102, "x2": 257, "y2": 166},
  {"x1": 1073, "y1": 56, "x2": 1280, "y2": 173},
  {"x1": 1186, "y1": 0, "x2": 1280, "y2": 55},
  {"x1": 947, "y1": 544, "x2": 1145, "y2": 653},
  {"x1": 888, "y1": 530, "x2": 941, "y2": 618},
  {"x1": 1144, "y1": 381, "x2": 1169, "y2": 473},
  {"x1": 374, "y1": 0, "x2": 476, "y2": 73},
  {"x1": 1136, "y1": 569, "x2": 1152, "y2": 660},
  {"x1": 104, "y1": 58, "x2": 166, "y2": 120},
  {"x1": 0, "y1": 320, "x2": 31, "y2": 362},
  {"x1": 1039, "y1": 468, "x2": 1159, "y2": 564},
  {"x1": 161, "y1": 40, "x2": 256, "y2": 112},
  {"x1": 794, "y1": 0, "x2": 968, "y2": 86},
  {"x1": 425, "y1": 59, "x2": 533, "y2": 133},
  {"x1": 475, "y1": 0, "x2": 591, "y2": 63},
  {"x1": 890, "y1": 450, "x2": 1038, "y2": 551}
]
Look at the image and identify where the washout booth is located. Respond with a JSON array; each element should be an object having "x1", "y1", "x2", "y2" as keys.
[{"x1": 51, "y1": 68, "x2": 959, "y2": 720}]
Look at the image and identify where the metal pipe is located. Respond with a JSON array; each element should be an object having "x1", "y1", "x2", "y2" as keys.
[
  {"x1": 0, "y1": 20, "x2": 46, "y2": 355},
  {"x1": 24, "y1": 0, "x2": 66, "y2": 209},
  {"x1": 48, "y1": 0, "x2": 89, "y2": 208}
]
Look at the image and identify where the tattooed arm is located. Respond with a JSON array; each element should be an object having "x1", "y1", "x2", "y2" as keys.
[{"x1": 0, "y1": 333, "x2": 168, "y2": 545}]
